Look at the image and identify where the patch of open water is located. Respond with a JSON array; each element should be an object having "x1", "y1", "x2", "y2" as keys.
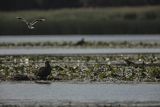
[
  {"x1": 1, "y1": 35, "x2": 160, "y2": 42},
  {"x1": 0, "y1": 82, "x2": 160, "y2": 103},
  {"x1": 0, "y1": 48, "x2": 160, "y2": 55}
]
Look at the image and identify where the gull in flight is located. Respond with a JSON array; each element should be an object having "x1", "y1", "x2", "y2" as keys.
[{"x1": 16, "y1": 17, "x2": 45, "y2": 29}]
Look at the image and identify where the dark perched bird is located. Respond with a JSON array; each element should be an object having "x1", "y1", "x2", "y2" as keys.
[
  {"x1": 75, "y1": 38, "x2": 86, "y2": 46},
  {"x1": 16, "y1": 17, "x2": 45, "y2": 29},
  {"x1": 124, "y1": 59, "x2": 139, "y2": 68},
  {"x1": 35, "y1": 61, "x2": 52, "y2": 80},
  {"x1": 124, "y1": 59, "x2": 135, "y2": 66}
]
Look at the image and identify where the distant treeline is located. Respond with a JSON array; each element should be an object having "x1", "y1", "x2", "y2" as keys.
[
  {"x1": 1, "y1": 6, "x2": 160, "y2": 35},
  {"x1": 0, "y1": 0, "x2": 160, "y2": 11}
]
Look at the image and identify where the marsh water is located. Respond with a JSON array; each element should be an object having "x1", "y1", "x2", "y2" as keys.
[
  {"x1": 0, "y1": 48, "x2": 160, "y2": 55},
  {"x1": 0, "y1": 35, "x2": 160, "y2": 55},
  {"x1": 0, "y1": 35, "x2": 160, "y2": 106},
  {"x1": 1, "y1": 35, "x2": 160, "y2": 42},
  {"x1": 0, "y1": 82, "x2": 160, "y2": 105}
]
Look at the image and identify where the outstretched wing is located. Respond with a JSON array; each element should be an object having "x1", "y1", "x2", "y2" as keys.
[
  {"x1": 31, "y1": 19, "x2": 45, "y2": 25},
  {"x1": 16, "y1": 17, "x2": 28, "y2": 24}
]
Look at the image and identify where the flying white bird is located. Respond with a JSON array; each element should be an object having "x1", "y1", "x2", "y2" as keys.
[{"x1": 16, "y1": 17, "x2": 45, "y2": 29}]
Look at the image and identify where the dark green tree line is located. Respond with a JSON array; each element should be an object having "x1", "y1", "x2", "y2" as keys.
[{"x1": 0, "y1": 0, "x2": 160, "y2": 11}]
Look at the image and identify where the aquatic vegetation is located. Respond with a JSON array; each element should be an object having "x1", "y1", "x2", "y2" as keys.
[
  {"x1": 0, "y1": 54, "x2": 160, "y2": 82},
  {"x1": 0, "y1": 40, "x2": 160, "y2": 48}
]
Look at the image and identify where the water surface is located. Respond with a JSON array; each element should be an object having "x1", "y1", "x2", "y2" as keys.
[
  {"x1": 0, "y1": 82, "x2": 160, "y2": 103},
  {"x1": 1, "y1": 35, "x2": 160, "y2": 42},
  {"x1": 0, "y1": 48, "x2": 160, "y2": 55}
]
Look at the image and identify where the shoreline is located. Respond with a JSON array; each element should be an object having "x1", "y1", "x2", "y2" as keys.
[
  {"x1": 0, "y1": 81, "x2": 160, "y2": 84},
  {"x1": 0, "y1": 100, "x2": 160, "y2": 107}
]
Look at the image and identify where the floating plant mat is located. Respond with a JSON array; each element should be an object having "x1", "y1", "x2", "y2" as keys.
[
  {"x1": 0, "y1": 54, "x2": 160, "y2": 82},
  {"x1": 0, "y1": 41, "x2": 160, "y2": 48}
]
